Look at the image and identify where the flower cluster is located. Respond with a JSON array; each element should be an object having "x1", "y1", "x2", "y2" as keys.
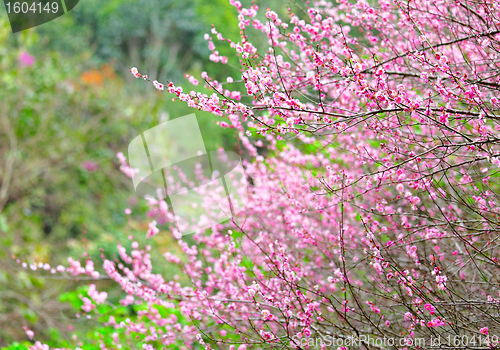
[{"x1": 25, "y1": 0, "x2": 500, "y2": 349}]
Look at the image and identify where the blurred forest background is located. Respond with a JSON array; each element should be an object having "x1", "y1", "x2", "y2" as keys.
[{"x1": 0, "y1": 0, "x2": 285, "y2": 347}]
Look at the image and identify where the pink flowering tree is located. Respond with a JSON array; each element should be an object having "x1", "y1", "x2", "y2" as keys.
[{"x1": 23, "y1": 0, "x2": 500, "y2": 349}]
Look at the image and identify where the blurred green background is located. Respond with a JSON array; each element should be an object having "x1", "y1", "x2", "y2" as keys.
[{"x1": 0, "y1": 0, "x2": 284, "y2": 346}]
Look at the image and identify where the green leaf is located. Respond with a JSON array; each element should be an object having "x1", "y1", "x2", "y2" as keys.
[{"x1": 0, "y1": 214, "x2": 10, "y2": 233}]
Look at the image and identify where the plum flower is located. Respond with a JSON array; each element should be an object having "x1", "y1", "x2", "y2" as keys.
[
  {"x1": 23, "y1": 326, "x2": 34, "y2": 340},
  {"x1": 81, "y1": 160, "x2": 98, "y2": 172},
  {"x1": 480, "y1": 327, "x2": 489, "y2": 335},
  {"x1": 261, "y1": 309, "x2": 274, "y2": 320},
  {"x1": 88, "y1": 284, "x2": 108, "y2": 304},
  {"x1": 427, "y1": 318, "x2": 446, "y2": 327},
  {"x1": 129, "y1": 67, "x2": 142, "y2": 78},
  {"x1": 18, "y1": 51, "x2": 35, "y2": 67},
  {"x1": 424, "y1": 303, "x2": 435, "y2": 315},
  {"x1": 153, "y1": 80, "x2": 165, "y2": 90},
  {"x1": 31, "y1": 341, "x2": 49, "y2": 350},
  {"x1": 147, "y1": 220, "x2": 160, "y2": 238},
  {"x1": 436, "y1": 275, "x2": 448, "y2": 290}
]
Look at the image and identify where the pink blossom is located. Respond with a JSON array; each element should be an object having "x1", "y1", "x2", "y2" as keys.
[
  {"x1": 147, "y1": 220, "x2": 159, "y2": 238},
  {"x1": 23, "y1": 326, "x2": 34, "y2": 340},
  {"x1": 18, "y1": 51, "x2": 35, "y2": 67},
  {"x1": 81, "y1": 160, "x2": 98, "y2": 172},
  {"x1": 28, "y1": 2, "x2": 500, "y2": 349},
  {"x1": 424, "y1": 303, "x2": 435, "y2": 315}
]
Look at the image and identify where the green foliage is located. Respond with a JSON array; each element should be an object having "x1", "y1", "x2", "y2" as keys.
[
  {"x1": 30, "y1": 286, "x2": 201, "y2": 349},
  {"x1": 34, "y1": 0, "x2": 211, "y2": 82},
  {"x1": 0, "y1": 9, "x2": 237, "y2": 345},
  {"x1": 2, "y1": 342, "x2": 31, "y2": 350}
]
